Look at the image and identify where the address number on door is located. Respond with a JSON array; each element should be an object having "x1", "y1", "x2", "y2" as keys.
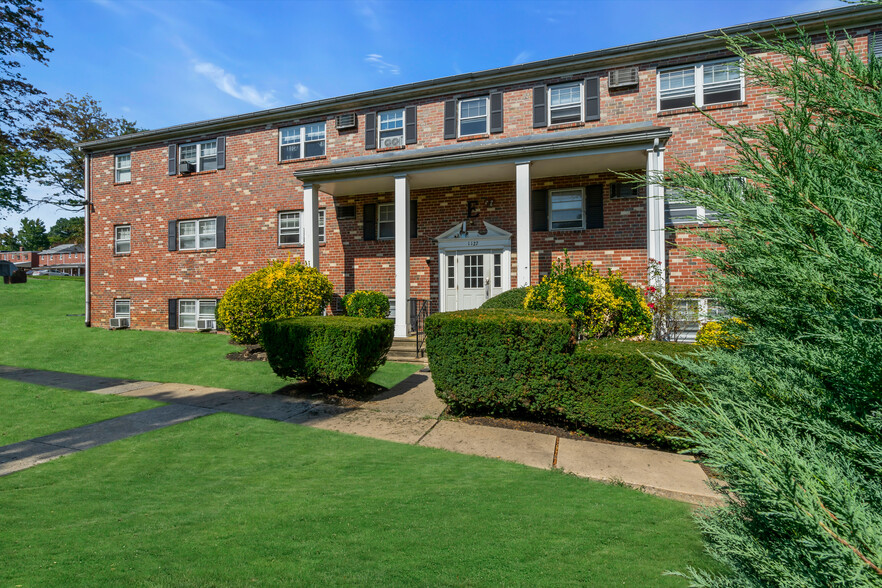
[{"x1": 467, "y1": 241, "x2": 479, "y2": 247}]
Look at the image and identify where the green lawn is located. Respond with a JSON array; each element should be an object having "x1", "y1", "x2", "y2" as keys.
[
  {"x1": 0, "y1": 412, "x2": 716, "y2": 586},
  {"x1": 0, "y1": 279, "x2": 419, "y2": 393},
  {"x1": 0, "y1": 380, "x2": 160, "y2": 445}
]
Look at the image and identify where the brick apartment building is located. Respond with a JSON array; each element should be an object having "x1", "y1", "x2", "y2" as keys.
[
  {"x1": 0, "y1": 250, "x2": 39, "y2": 271},
  {"x1": 78, "y1": 5, "x2": 882, "y2": 337},
  {"x1": 0, "y1": 244, "x2": 85, "y2": 276}
]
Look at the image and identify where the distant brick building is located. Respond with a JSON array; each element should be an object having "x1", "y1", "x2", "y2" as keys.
[
  {"x1": 78, "y1": 5, "x2": 882, "y2": 337},
  {"x1": 37, "y1": 244, "x2": 85, "y2": 276},
  {"x1": 0, "y1": 250, "x2": 39, "y2": 270}
]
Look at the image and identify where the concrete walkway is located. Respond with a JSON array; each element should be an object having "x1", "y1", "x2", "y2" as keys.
[{"x1": 0, "y1": 366, "x2": 720, "y2": 505}]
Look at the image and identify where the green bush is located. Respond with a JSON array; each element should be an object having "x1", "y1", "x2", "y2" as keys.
[
  {"x1": 524, "y1": 254, "x2": 651, "y2": 339},
  {"x1": 262, "y1": 316, "x2": 393, "y2": 385},
  {"x1": 216, "y1": 260, "x2": 334, "y2": 344},
  {"x1": 479, "y1": 287, "x2": 529, "y2": 309},
  {"x1": 426, "y1": 310, "x2": 691, "y2": 447},
  {"x1": 425, "y1": 309, "x2": 574, "y2": 413},
  {"x1": 343, "y1": 290, "x2": 390, "y2": 319}
]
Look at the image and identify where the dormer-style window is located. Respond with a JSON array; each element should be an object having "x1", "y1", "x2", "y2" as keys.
[{"x1": 658, "y1": 60, "x2": 742, "y2": 111}]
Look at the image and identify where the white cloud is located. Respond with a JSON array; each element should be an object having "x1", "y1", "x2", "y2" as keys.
[
  {"x1": 293, "y1": 83, "x2": 313, "y2": 101},
  {"x1": 365, "y1": 53, "x2": 400, "y2": 75},
  {"x1": 512, "y1": 51, "x2": 531, "y2": 66},
  {"x1": 354, "y1": 0, "x2": 382, "y2": 32},
  {"x1": 193, "y1": 61, "x2": 278, "y2": 108}
]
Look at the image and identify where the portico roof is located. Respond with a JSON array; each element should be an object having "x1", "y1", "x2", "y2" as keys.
[{"x1": 295, "y1": 123, "x2": 670, "y2": 196}]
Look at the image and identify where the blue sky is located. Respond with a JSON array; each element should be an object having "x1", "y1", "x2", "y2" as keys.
[{"x1": 6, "y1": 0, "x2": 840, "y2": 229}]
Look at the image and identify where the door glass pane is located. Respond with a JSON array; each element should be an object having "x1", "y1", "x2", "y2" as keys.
[
  {"x1": 447, "y1": 256, "x2": 455, "y2": 288},
  {"x1": 493, "y1": 254, "x2": 501, "y2": 288},
  {"x1": 464, "y1": 254, "x2": 484, "y2": 289}
]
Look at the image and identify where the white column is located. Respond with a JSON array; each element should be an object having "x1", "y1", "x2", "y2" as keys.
[
  {"x1": 515, "y1": 161, "x2": 531, "y2": 287},
  {"x1": 646, "y1": 142, "x2": 666, "y2": 290},
  {"x1": 302, "y1": 183, "x2": 320, "y2": 268},
  {"x1": 394, "y1": 175, "x2": 410, "y2": 338}
]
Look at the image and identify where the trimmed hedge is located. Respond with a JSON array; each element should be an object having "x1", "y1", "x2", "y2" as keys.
[
  {"x1": 343, "y1": 290, "x2": 390, "y2": 319},
  {"x1": 426, "y1": 311, "x2": 694, "y2": 447},
  {"x1": 479, "y1": 287, "x2": 529, "y2": 310},
  {"x1": 262, "y1": 316, "x2": 393, "y2": 385},
  {"x1": 425, "y1": 309, "x2": 574, "y2": 413}
]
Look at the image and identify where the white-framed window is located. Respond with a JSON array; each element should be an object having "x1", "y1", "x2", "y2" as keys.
[
  {"x1": 114, "y1": 298, "x2": 131, "y2": 319},
  {"x1": 115, "y1": 153, "x2": 131, "y2": 183},
  {"x1": 178, "y1": 299, "x2": 217, "y2": 330},
  {"x1": 549, "y1": 81, "x2": 583, "y2": 125},
  {"x1": 378, "y1": 109, "x2": 404, "y2": 147},
  {"x1": 459, "y1": 97, "x2": 488, "y2": 136},
  {"x1": 377, "y1": 203, "x2": 395, "y2": 239},
  {"x1": 179, "y1": 139, "x2": 217, "y2": 172},
  {"x1": 658, "y1": 59, "x2": 742, "y2": 111},
  {"x1": 664, "y1": 188, "x2": 722, "y2": 225},
  {"x1": 114, "y1": 225, "x2": 131, "y2": 254},
  {"x1": 178, "y1": 218, "x2": 216, "y2": 250},
  {"x1": 549, "y1": 188, "x2": 585, "y2": 230},
  {"x1": 280, "y1": 122, "x2": 326, "y2": 161},
  {"x1": 278, "y1": 210, "x2": 325, "y2": 245}
]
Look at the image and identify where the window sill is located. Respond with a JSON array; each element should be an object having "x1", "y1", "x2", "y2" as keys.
[
  {"x1": 546, "y1": 121, "x2": 584, "y2": 131},
  {"x1": 176, "y1": 169, "x2": 219, "y2": 178},
  {"x1": 657, "y1": 101, "x2": 745, "y2": 117},
  {"x1": 113, "y1": 253, "x2": 131, "y2": 257},
  {"x1": 376, "y1": 145, "x2": 406, "y2": 153},
  {"x1": 113, "y1": 181, "x2": 132, "y2": 186},
  {"x1": 278, "y1": 155, "x2": 327, "y2": 165},
  {"x1": 277, "y1": 242, "x2": 327, "y2": 248},
  {"x1": 176, "y1": 248, "x2": 219, "y2": 253},
  {"x1": 457, "y1": 134, "x2": 489, "y2": 142}
]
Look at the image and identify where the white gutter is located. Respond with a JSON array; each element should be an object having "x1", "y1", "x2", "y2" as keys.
[{"x1": 84, "y1": 153, "x2": 91, "y2": 327}]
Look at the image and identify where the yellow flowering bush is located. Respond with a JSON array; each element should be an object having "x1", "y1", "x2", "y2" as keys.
[
  {"x1": 216, "y1": 259, "x2": 334, "y2": 344},
  {"x1": 695, "y1": 317, "x2": 749, "y2": 350},
  {"x1": 524, "y1": 255, "x2": 651, "y2": 339}
]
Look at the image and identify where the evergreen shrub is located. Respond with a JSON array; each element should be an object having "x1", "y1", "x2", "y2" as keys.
[
  {"x1": 262, "y1": 316, "x2": 393, "y2": 385},
  {"x1": 216, "y1": 260, "x2": 333, "y2": 344},
  {"x1": 479, "y1": 287, "x2": 529, "y2": 309},
  {"x1": 343, "y1": 290, "x2": 390, "y2": 319}
]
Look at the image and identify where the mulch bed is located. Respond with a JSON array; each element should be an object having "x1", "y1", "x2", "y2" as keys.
[
  {"x1": 455, "y1": 414, "x2": 648, "y2": 447},
  {"x1": 226, "y1": 344, "x2": 267, "y2": 362}
]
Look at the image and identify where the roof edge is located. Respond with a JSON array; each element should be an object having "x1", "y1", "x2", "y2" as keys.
[{"x1": 79, "y1": 4, "x2": 882, "y2": 153}]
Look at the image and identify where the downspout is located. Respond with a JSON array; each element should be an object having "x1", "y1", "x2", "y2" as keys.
[{"x1": 84, "y1": 152, "x2": 91, "y2": 327}]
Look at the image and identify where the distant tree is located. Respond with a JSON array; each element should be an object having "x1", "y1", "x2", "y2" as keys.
[
  {"x1": 27, "y1": 94, "x2": 141, "y2": 209},
  {"x1": 0, "y1": 225, "x2": 19, "y2": 250},
  {"x1": 656, "y1": 30, "x2": 882, "y2": 587},
  {"x1": 0, "y1": 0, "x2": 52, "y2": 216},
  {"x1": 46, "y1": 215, "x2": 83, "y2": 245},
  {"x1": 16, "y1": 216, "x2": 47, "y2": 250}
]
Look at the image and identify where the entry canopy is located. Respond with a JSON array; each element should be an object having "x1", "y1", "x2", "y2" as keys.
[{"x1": 295, "y1": 123, "x2": 671, "y2": 197}]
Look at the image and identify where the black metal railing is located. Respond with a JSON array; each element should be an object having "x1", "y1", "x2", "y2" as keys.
[{"x1": 409, "y1": 298, "x2": 431, "y2": 358}]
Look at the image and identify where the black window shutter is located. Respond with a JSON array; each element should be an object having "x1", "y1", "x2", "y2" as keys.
[
  {"x1": 585, "y1": 77, "x2": 600, "y2": 122},
  {"x1": 405, "y1": 105, "x2": 417, "y2": 144},
  {"x1": 531, "y1": 190, "x2": 548, "y2": 231},
  {"x1": 168, "y1": 145, "x2": 177, "y2": 175},
  {"x1": 216, "y1": 215, "x2": 226, "y2": 248},
  {"x1": 489, "y1": 92, "x2": 503, "y2": 133},
  {"x1": 168, "y1": 299, "x2": 178, "y2": 330},
  {"x1": 168, "y1": 220, "x2": 177, "y2": 251},
  {"x1": 443, "y1": 99, "x2": 456, "y2": 139},
  {"x1": 365, "y1": 113, "x2": 376, "y2": 150},
  {"x1": 410, "y1": 200, "x2": 418, "y2": 238},
  {"x1": 532, "y1": 86, "x2": 547, "y2": 128},
  {"x1": 585, "y1": 185, "x2": 604, "y2": 229},
  {"x1": 216, "y1": 137, "x2": 226, "y2": 169},
  {"x1": 363, "y1": 203, "x2": 377, "y2": 241}
]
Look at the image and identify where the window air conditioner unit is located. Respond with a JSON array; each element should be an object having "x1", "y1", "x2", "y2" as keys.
[
  {"x1": 180, "y1": 161, "x2": 196, "y2": 174},
  {"x1": 196, "y1": 319, "x2": 216, "y2": 331},
  {"x1": 335, "y1": 113, "x2": 357, "y2": 130},
  {"x1": 380, "y1": 136, "x2": 403, "y2": 149},
  {"x1": 608, "y1": 66, "x2": 639, "y2": 89},
  {"x1": 110, "y1": 317, "x2": 130, "y2": 329},
  {"x1": 611, "y1": 182, "x2": 643, "y2": 199}
]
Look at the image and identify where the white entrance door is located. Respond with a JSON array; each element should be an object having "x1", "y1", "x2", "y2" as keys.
[{"x1": 444, "y1": 250, "x2": 506, "y2": 310}]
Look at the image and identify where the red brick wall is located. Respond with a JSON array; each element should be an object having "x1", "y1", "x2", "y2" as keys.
[{"x1": 86, "y1": 30, "x2": 876, "y2": 328}]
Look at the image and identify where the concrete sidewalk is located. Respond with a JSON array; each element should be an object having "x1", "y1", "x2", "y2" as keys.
[{"x1": 0, "y1": 366, "x2": 720, "y2": 505}]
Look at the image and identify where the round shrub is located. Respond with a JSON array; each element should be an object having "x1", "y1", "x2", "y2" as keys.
[
  {"x1": 480, "y1": 287, "x2": 530, "y2": 309},
  {"x1": 343, "y1": 290, "x2": 390, "y2": 318},
  {"x1": 216, "y1": 259, "x2": 334, "y2": 344},
  {"x1": 696, "y1": 317, "x2": 748, "y2": 350},
  {"x1": 524, "y1": 255, "x2": 651, "y2": 339}
]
